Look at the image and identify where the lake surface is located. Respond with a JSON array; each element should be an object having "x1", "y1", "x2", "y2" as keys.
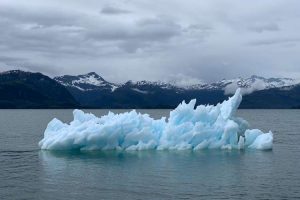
[{"x1": 1, "y1": 109, "x2": 300, "y2": 199}]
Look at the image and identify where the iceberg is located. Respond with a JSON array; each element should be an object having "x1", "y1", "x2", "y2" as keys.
[{"x1": 39, "y1": 89, "x2": 273, "y2": 151}]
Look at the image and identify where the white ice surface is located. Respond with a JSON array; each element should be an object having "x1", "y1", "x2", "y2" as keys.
[{"x1": 39, "y1": 89, "x2": 273, "y2": 151}]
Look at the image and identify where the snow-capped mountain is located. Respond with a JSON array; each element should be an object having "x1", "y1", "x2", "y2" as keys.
[
  {"x1": 127, "y1": 75, "x2": 299, "y2": 93},
  {"x1": 55, "y1": 72, "x2": 300, "y2": 95},
  {"x1": 54, "y1": 72, "x2": 119, "y2": 92},
  {"x1": 129, "y1": 75, "x2": 299, "y2": 93}
]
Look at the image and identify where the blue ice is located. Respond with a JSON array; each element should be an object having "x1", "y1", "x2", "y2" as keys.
[{"x1": 39, "y1": 89, "x2": 273, "y2": 151}]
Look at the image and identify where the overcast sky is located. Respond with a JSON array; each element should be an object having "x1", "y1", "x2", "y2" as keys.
[{"x1": 1, "y1": 0, "x2": 300, "y2": 83}]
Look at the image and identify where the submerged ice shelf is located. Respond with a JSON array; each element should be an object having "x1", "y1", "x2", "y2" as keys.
[{"x1": 39, "y1": 89, "x2": 273, "y2": 151}]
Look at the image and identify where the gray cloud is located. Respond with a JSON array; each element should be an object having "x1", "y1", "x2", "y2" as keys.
[
  {"x1": 0, "y1": 5, "x2": 80, "y2": 27},
  {"x1": 101, "y1": 6, "x2": 131, "y2": 15},
  {"x1": 0, "y1": 56, "x2": 27, "y2": 65},
  {"x1": 248, "y1": 38, "x2": 300, "y2": 46},
  {"x1": 0, "y1": 0, "x2": 300, "y2": 82},
  {"x1": 248, "y1": 22, "x2": 280, "y2": 33},
  {"x1": 0, "y1": 55, "x2": 59, "y2": 75}
]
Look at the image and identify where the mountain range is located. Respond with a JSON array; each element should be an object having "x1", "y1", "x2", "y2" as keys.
[{"x1": 1, "y1": 70, "x2": 300, "y2": 108}]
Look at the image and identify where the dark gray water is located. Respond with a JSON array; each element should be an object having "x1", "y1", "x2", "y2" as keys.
[{"x1": 1, "y1": 109, "x2": 300, "y2": 199}]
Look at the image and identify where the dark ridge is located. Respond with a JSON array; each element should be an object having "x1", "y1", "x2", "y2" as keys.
[{"x1": 0, "y1": 70, "x2": 79, "y2": 108}]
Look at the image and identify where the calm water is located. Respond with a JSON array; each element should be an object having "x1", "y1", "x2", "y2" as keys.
[{"x1": 0, "y1": 109, "x2": 300, "y2": 200}]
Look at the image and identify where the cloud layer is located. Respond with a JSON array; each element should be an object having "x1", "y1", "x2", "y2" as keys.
[{"x1": 0, "y1": 0, "x2": 300, "y2": 82}]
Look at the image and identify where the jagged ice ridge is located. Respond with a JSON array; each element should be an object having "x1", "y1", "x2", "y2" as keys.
[{"x1": 39, "y1": 89, "x2": 273, "y2": 151}]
